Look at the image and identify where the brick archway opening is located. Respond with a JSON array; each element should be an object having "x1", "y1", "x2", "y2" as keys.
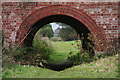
[
  {"x1": 24, "y1": 14, "x2": 94, "y2": 57},
  {"x1": 16, "y1": 5, "x2": 106, "y2": 54}
]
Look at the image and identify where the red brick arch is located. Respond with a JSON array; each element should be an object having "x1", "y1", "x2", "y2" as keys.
[{"x1": 17, "y1": 5, "x2": 106, "y2": 52}]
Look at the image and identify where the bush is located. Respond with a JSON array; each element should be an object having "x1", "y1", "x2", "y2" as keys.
[
  {"x1": 3, "y1": 35, "x2": 54, "y2": 66},
  {"x1": 67, "y1": 33, "x2": 95, "y2": 65},
  {"x1": 67, "y1": 50, "x2": 93, "y2": 65},
  {"x1": 4, "y1": 47, "x2": 36, "y2": 65},
  {"x1": 33, "y1": 35, "x2": 54, "y2": 65},
  {"x1": 38, "y1": 24, "x2": 54, "y2": 38},
  {"x1": 50, "y1": 37, "x2": 63, "y2": 41}
]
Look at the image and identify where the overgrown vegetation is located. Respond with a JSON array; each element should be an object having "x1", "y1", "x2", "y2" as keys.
[
  {"x1": 33, "y1": 34, "x2": 54, "y2": 65},
  {"x1": 2, "y1": 22, "x2": 119, "y2": 78},
  {"x1": 48, "y1": 41, "x2": 80, "y2": 64},
  {"x1": 0, "y1": 29, "x2": 2, "y2": 79},
  {"x1": 3, "y1": 35, "x2": 54, "y2": 66},
  {"x1": 2, "y1": 54, "x2": 119, "y2": 78},
  {"x1": 67, "y1": 33, "x2": 120, "y2": 65},
  {"x1": 38, "y1": 24, "x2": 54, "y2": 38},
  {"x1": 66, "y1": 33, "x2": 93, "y2": 65},
  {"x1": 54, "y1": 22, "x2": 78, "y2": 41}
]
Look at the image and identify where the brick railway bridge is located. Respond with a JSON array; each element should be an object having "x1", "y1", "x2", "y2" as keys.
[{"x1": 2, "y1": 1, "x2": 120, "y2": 54}]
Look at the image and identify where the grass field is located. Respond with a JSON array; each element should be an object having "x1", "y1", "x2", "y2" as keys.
[
  {"x1": 48, "y1": 41, "x2": 80, "y2": 63},
  {"x1": 2, "y1": 54, "x2": 119, "y2": 78},
  {"x1": 2, "y1": 40, "x2": 119, "y2": 78}
]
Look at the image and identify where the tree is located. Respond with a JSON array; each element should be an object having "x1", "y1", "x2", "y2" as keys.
[
  {"x1": 38, "y1": 24, "x2": 54, "y2": 38},
  {"x1": 56, "y1": 22, "x2": 78, "y2": 41}
]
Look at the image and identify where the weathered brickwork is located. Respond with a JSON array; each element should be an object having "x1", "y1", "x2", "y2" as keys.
[{"x1": 2, "y1": 2, "x2": 119, "y2": 53}]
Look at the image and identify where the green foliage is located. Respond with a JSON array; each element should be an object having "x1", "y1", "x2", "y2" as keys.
[
  {"x1": 33, "y1": 35, "x2": 54, "y2": 65},
  {"x1": 2, "y1": 54, "x2": 118, "y2": 78},
  {"x1": 48, "y1": 41, "x2": 79, "y2": 64},
  {"x1": 50, "y1": 37, "x2": 63, "y2": 41},
  {"x1": 67, "y1": 33, "x2": 95, "y2": 65},
  {"x1": 3, "y1": 34, "x2": 54, "y2": 66},
  {"x1": 4, "y1": 47, "x2": 38, "y2": 65},
  {"x1": 38, "y1": 24, "x2": 54, "y2": 38},
  {"x1": 5, "y1": 47, "x2": 27, "y2": 60},
  {"x1": 58, "y1": 27, "x2": 78, "y2": 41},
  {"x1": 67, "y1": 50, "x2": 92, "y2": 65},
  {"x1": 55, "y1": 22, "x2": 78, "y2": 41}
]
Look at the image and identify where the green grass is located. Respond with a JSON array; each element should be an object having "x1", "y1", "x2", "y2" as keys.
[
  {"x1": 48, "y1": 41, "x2": 80, "y2": 63},
  {"x1": 2, "y1": 54, "x2": 119, "y2": 78}
]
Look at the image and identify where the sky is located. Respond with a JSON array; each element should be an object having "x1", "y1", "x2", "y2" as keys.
[{"x1": 50, "y1": 23, "x2": 62, "y2": 33}]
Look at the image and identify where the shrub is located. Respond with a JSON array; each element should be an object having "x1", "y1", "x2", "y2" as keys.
[
  {"x1": 4, "y1": 47, "x2": 35, "y2": 65},
  {"x1": 67, "y1": 33, "x2": 95, "y2": 65},
  {"x1": 38, "y1": 24, "x2": 54, "y2": 38},
  {"x1": 33, "y1": 35, "x2": 54, "y2": 65},
  {"x1": 3, "y1": 35, "x2": 54, "y2": 66},
  {"x1": 67, "y1": 50, "x2": 93, "y2": 65},
  {"x1": 67, "y1": 36, "x2": 120, "y2": 65}
]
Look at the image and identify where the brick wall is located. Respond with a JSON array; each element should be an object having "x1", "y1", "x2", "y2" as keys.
[{"x1": 2, "y1": 2, "x2": 119, "y2": 53}]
